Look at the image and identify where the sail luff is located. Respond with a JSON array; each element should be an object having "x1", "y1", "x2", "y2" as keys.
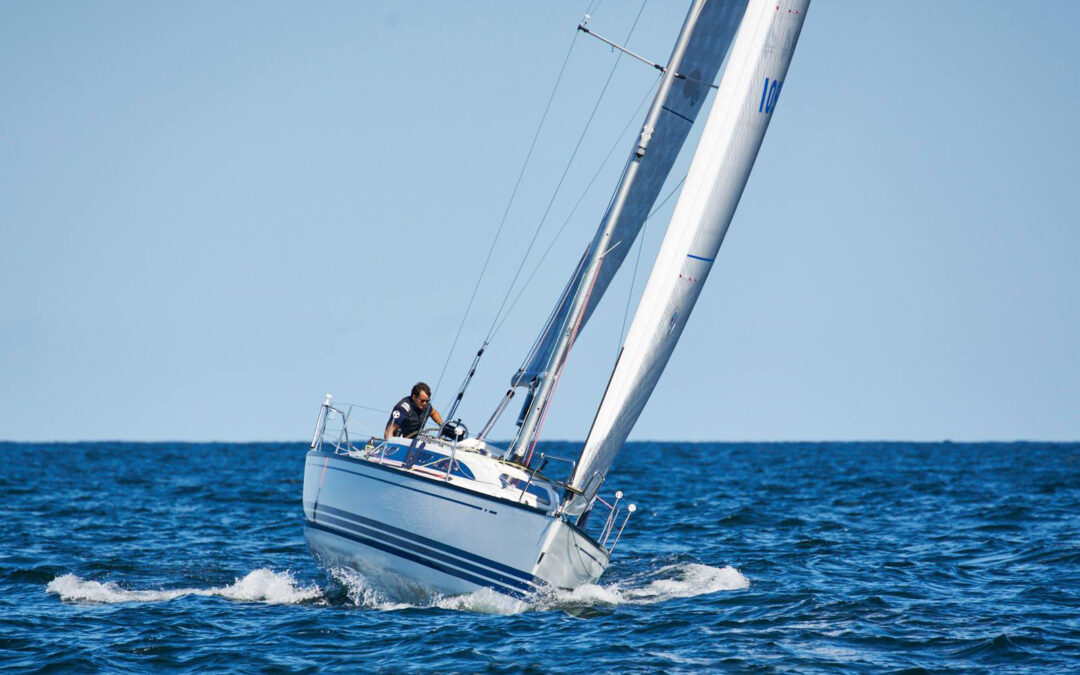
[{"x1": 570, "y1": 0, "x2": 810, "y2": 490}]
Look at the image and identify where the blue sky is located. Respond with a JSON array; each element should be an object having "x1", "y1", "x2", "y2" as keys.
[{"x1": 2, "y1": 1, "x2": 1077, "y2": 442}]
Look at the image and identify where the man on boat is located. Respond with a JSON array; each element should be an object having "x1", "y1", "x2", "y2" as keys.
[{"x1": 385, "y1": 382, "x2": 444, "y2": 439}]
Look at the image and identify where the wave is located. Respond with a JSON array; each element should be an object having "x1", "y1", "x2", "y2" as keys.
[
  {"x1": 45, "y1": 569, "x2": 321, "y2": 605},
  {"x1": 327, "y1": 561, "x2": 749, "y2": 614},
  {"x1": 325, "y1": 566, "x2": 414, "y2": 611},
  {"x1": 46, "y1": 562, "x2": 747, "y2": 614},
  {"x1": 539, "y1": 563, "x2": 750, "y2": 609},
  {"x1": 320, "y1": 565, "x2": 524, "y2": 614}
]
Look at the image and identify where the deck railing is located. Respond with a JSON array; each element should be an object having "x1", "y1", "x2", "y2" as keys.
[{"x1": 310, "y1": 396, "x2": 386, "y2": 456}]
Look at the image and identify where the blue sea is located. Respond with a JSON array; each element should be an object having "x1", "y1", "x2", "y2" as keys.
[{"x1": 2, "y1": 441, "x2": 1078, "y2": 673}]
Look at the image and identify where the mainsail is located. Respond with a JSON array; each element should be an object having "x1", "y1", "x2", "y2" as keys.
[
  {"x1": 570, "y1": 0, "x2": 810, "y2": 490},
  {"x1": 510, "y1": 0, "x2": 748, "y2": 454}
]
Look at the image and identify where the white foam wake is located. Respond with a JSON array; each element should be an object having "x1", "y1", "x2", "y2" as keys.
[
  {"x1": 46, "y1": 569, "x2": 322, "y2": 605},
  {"x1": 328, "y1": 562, "x2": 748, "y2": 614},
  {"x1": 326, "y1": 565, "x2": 522, "y2": 614},
  {"x1": 433, "y1": 586, "x2": 526, "y2": 615},
  {"x1": 327, "y1": 566, "x2": 413, "y2": 612},
  {"x1": 538, "y1": 563, "x2": 750, "y2": 609},
  {"x1": 624, "y1": 562, "x2": 750, "y2": 601}
]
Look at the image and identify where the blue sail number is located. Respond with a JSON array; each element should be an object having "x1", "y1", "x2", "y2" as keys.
[{"x1": 758, "y1": 77, "x2": 783, "y2": 114}]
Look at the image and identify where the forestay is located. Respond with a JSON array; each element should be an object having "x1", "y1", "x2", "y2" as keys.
[
  {"x1": 571, "y1": 0, "x2": 810, "y2": 491},
  {"x1": 513, "y1": 0, "x2": 748, "y2": 389}
]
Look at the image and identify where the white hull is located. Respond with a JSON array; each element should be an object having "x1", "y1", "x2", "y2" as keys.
[{"x1": 302, "y1": 449, "x2": 610, "y2": 603}]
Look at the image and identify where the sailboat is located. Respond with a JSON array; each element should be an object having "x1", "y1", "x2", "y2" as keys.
[{"x1": 303, "y1": 0, "x2": 809, "y2": 605}]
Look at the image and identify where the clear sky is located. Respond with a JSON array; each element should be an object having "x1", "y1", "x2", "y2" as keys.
[{"x1": 3, "y1": 1, "x2": 1078, "y2": 442}]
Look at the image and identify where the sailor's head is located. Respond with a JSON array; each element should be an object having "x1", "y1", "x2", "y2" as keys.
[{"x1": 411, "y1": 382, "x2": 431, "y2": 409}]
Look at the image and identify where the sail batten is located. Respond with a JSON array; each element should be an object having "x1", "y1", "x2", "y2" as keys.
[{"x1": 570, "y1": 0, "x2": 810, "y2": 490}]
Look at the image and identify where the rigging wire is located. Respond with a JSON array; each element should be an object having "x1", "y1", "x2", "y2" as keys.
[
  {"x1": 328, "y1": 402, "x2": 390, "y2": 415},
  {"x1": 488, "y1": 77, "x2": 660, "y2": 342},
  {"x1": 483, "y1": 0, "x2": 651, "y2": 345},
  {"x1": 435, "y1": 0, "x2": 652, "y2": 431},
  {"x1": 431, "y1": 22, "x2": 584, "y2": 398}
]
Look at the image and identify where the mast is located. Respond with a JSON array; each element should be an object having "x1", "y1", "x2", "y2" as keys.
[
  {"x1": 510, "y1": 0, "x2": 712, "y2": 461},
  {"x1": 569, "y1": 0, "x2": 811, "y2": 491}
]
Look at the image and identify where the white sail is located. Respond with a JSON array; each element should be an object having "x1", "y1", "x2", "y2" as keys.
[{"x1": 572, "y1": 0, "x2": 810, "y2": 490}]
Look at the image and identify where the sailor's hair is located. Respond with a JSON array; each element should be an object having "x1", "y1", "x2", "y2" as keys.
[{"x1": 411, "y1": 382, "x2": 431, "y2": 398}]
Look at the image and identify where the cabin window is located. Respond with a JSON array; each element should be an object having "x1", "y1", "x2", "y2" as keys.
[
  {"x1": 382, "y1": 445, "x2": 441, "y2": 466},
  {"x1": 381, "y1": 444, "x2": 475, "y2": 480},
  {"x1": 499, "y1": 474, "x2": 551, "y2": 507},
  {"x1": 451, "y1": 461, "x2": 475, "y2": 480},
  {"x1": 381, "y1": 445, "x2": 409, "y2": 462},
  {"x1": 430, "y1": 458, "x2": 476, "y2": 480}
]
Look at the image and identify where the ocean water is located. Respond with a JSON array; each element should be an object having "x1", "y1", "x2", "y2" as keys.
[{"x1": 2, "y1": 441, "x2": 1078, "y2": 673}]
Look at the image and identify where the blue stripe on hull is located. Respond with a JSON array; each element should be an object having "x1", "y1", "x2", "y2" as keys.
[
  {"x1": 309, "y1": 503, "x2": 537, "y2": 584},
  {"x1": 313, "y1": 513, "x2": 537, "y2": 594},
  {"x1": 305, "y1": 521, "x2": 532, "y2": 601}
]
